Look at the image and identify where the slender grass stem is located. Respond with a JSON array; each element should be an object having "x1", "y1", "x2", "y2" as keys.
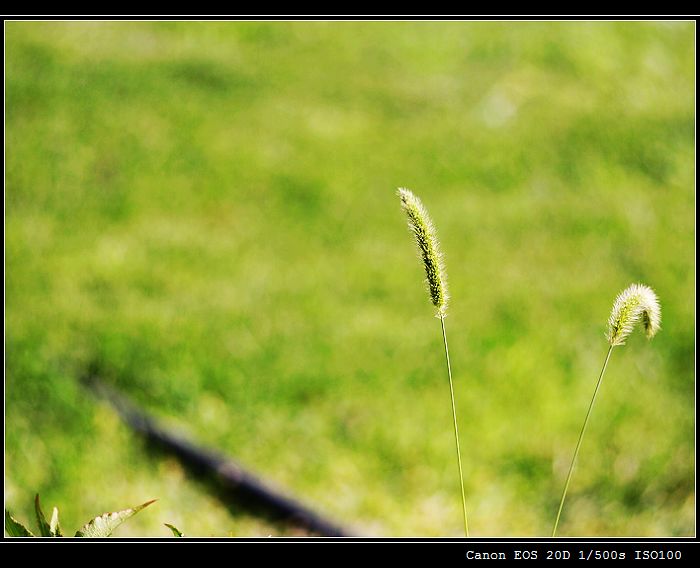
[
  {"x1": 440, "y1": 315, "x2": 469, "y2": 537},
  {"x1": 552, "y1": 344, "x2": 614, "y2": 537}
]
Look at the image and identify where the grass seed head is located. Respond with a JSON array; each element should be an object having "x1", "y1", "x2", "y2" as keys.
[
  {"x1": 606, "y1": 283, "x2": 661, "y2": 346},
  {"x1": 397, "y1": 187, "x2": 448, "y2": 317}
]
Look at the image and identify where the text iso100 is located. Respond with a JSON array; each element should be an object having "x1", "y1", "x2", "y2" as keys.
[{"x1": 635, "y1": 550, "x2": 682, "y2": 560}]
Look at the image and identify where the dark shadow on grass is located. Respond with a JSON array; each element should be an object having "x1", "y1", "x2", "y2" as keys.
[{"x1": 82, "y1": 364, "x2": 351, "y2": 537}]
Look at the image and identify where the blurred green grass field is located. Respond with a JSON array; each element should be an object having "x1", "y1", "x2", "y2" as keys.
[{"x1": 5, "y1": 21, "x2": 694, "y2": 537}]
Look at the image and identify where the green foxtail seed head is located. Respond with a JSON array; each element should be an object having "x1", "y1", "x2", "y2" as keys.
[
  {"x1": 397, "y1": 188, "x2": 448, "y2": 317},
  {"x1": 606, "y1": 283, "x2": 661, "y2": 346}
]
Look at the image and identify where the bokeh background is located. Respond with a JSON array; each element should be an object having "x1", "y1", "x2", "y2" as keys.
[{"x1": 5, "y1": 21, "x2": 694, "y2": 537}]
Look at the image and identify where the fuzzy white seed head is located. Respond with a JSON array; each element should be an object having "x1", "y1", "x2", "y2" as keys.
[
  {"x1": 606, "y1": 283, "x2": 661, "y2": 346},
  {"x1": 397, "y1": 188, "x2": 449, "y2": 317}
]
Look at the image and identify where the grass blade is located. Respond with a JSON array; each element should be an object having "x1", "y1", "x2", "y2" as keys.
[
  {"x1": 75, "y1": 499, "x2": 157, "y2": 537},
  {"x1": 5, "y1": 510, "x2": 34, "y2": 537}
]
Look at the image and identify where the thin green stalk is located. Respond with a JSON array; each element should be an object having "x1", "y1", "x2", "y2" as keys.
[
  {"x1": 552, "y1": 344, "x2": 614, "y2": 537},
  {"x1": 440, "y1": 315, "x2": 469, "y2": 537}
]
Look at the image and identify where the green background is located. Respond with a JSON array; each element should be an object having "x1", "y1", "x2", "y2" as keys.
[{"x1": 5, "y1": 21, "x2": 694, "y2": 537}]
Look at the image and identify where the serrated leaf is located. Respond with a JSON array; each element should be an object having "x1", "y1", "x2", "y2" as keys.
[
  {"x1": 75, "y1": 499, "x2": 157, "y2": 537},
  {"x1": 34, "y1": 494, "x2": 52, "y2": 536},
  {"x1": 164, "y1": 523, "x2": 183, "y2": 537},
  {"x1": 50, "y1": 507, "x2": 63, "y2": 537},
  {"x1": 5, "y1": 510, "x2": 35, "y2": 537}
]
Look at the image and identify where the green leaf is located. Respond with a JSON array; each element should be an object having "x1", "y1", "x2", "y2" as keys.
[
  {"x1": 50, "y1": 507, "x2": 63, "y2": 537},
  {"x1": 5, "y1": 510, "x2": 35, "y2": 537},
  {"x1": 75, "y1": 499, "x2": 157, "y2": 537},
  {"x1": 164, "y1": 523, "x2": 183, "y2": 537},
  {"x1": 34, "y1": 494, "x2": 52, "y2": 536}
]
